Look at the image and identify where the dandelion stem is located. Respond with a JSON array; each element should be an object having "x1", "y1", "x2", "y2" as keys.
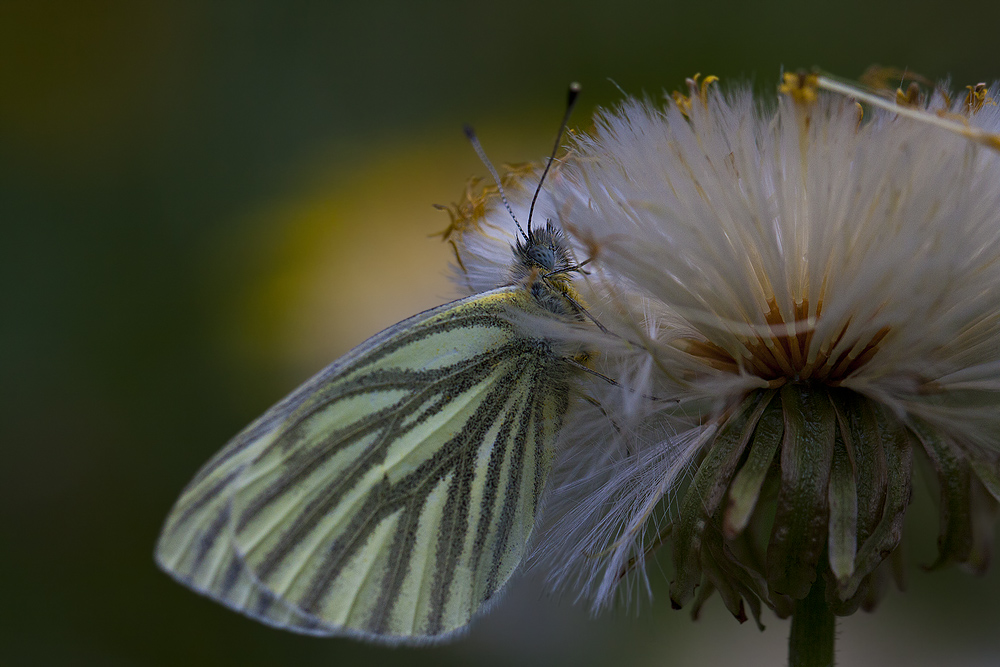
[{"x1": 788, "y1": 575, "x2": 835, "y2": 667}]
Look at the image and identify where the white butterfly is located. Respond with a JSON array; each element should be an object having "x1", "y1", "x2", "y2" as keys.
[{"x1": 156, "y1": 86, "x2": 594, "y2": 644}]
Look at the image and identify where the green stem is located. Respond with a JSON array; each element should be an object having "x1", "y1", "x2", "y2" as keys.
[{"x1": 788, "y1": 576, "x2": 835, "y2": 667}]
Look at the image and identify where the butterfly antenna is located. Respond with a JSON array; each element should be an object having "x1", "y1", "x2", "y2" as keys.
[
  {"x1": 463, "y1": 124, "x2": 527, "y2": 241},
  {"x1": 527, "y1": 82, "x2": 581, "y2": 236}
]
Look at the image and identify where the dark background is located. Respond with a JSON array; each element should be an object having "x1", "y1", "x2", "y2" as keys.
[{"x1": 5, "y1": 1, "x2": 1000, "y2": 665}]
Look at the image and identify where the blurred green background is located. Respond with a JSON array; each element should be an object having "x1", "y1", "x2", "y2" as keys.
[{"x1": 5, "y1": 1, "x2": 1000, "y2": 665}]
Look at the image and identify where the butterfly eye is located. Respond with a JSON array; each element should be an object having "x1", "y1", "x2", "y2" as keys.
[{"x1": 527, "y1": 244, "x2": 557, "y2": 271}]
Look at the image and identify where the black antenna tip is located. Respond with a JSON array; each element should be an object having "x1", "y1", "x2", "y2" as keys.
[
  {"x1": 567, "y1": 82, "x2": 581, "y2": 105},
  {"x1": 462, "y1": 124, "x2": 476, "y2": 140}
]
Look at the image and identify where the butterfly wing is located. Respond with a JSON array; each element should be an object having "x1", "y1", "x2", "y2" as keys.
[{"x1": 155, "y1": 287, "x2": 573, "y2": 642}]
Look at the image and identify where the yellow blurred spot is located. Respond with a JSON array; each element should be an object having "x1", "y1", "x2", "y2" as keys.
[{"x1": 230, "y1": 121, "x2": 557, "y2": 374}]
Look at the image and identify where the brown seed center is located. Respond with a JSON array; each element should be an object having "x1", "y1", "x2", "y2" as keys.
[{"x1": 683, "y1": 297, "x2": 889, "y2": 386}]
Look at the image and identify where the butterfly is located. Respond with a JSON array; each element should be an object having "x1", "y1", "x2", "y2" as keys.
[{"x1": 155, "y1": 85, "x2": 593, "y2": 644}]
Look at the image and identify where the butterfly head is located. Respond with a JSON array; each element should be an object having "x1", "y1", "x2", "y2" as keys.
[
  {"x1": 510, "y1": 222, "x2": 584, "y2": 319},
  {"x1": 512, "y1": 222, "x2": 573, "y2": 277}
]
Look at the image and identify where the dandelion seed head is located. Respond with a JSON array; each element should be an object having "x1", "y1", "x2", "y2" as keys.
[
  {"x1": 445, "y1": 72, "x2": 1000, "y2": 619},
  {"x1": 555, "y1": 77, "x2": 1000, "y2": 435}
]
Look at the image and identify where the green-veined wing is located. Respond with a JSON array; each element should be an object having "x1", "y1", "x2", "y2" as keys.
[{"x1": 155, "y1": 285, "x2": 577, "y2": 643}]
